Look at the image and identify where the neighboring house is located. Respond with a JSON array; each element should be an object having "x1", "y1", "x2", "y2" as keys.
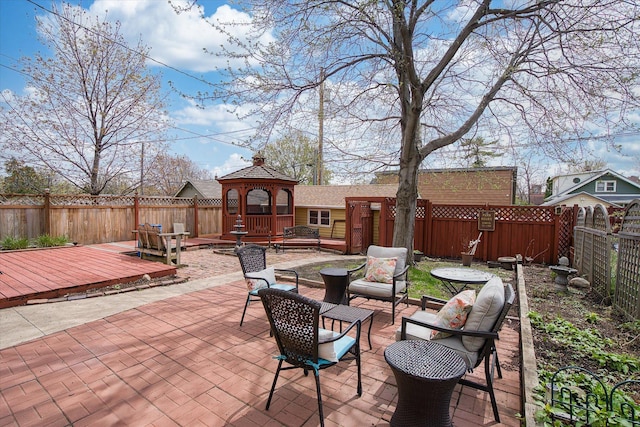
[
  {"x1": 375, "y1": 166, "x2": 517, "y2": 205},
  {"x1": 293, "y1": 184, "x2": 401, "y2": 239},
  {"x1": 174, "y1": 180, "x2": 222, "y2": 199},
  {"x1": 542, "y1": 169, "x2": 640, "y2": 208}
]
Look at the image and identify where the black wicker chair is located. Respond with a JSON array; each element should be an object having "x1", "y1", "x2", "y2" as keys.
[
  {"x1": 399, "y1": 280, "x2": 515, "y2": 422},
  {"x1": 258, "y1": 288, "x2": 362, "y2": 427},
  {"x1": 236, "y1": 244, "x2": 299, "y2": 326}
]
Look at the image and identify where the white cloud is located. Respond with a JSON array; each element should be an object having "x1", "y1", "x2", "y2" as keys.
[
  {"x1": 211, "y1": 152, "x2": 250, "y2": 178},
  {"x1": 89, "y1": 0, "x2": 271, "y2": 73}
]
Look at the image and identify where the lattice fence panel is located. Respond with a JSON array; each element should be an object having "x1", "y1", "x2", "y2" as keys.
[
  {"x1": 50, "y1": 195, "x2": 136, "y2": 206},
  {"x1": 197, "y1": 198, "x2": 222, "y2": 206},
  {"x1": 574, "y1": 208, "x2": 587, "y2": 271},
  {"x1": 614, "y1": 199, "x2": 640, "y2": 320},
  {"x1": 589, "y1": 205, "x2": 612, "y2": 301},
  {"x1": 558, "y1": 207, "x2": 574, "y2": 260},
  {"x1": 580, "y1": 207, "x2": 595, "y2": 283},
  {"x1": 0, "y1": 194, "x2": 45, "y2": 206}
]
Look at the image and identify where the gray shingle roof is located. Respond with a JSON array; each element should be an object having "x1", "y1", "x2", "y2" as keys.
[{"x1": 217, "y1": 164, "x2": 297, "y2": 182}]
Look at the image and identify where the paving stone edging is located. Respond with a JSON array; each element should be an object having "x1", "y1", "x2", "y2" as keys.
[{"x1": 517, "y1": 262, "x2": 541, "y2": 426}]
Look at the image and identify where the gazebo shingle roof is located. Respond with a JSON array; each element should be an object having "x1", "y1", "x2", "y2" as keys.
[{"x1": 217, "y1": 163, "x2": 297, "y2": 182}]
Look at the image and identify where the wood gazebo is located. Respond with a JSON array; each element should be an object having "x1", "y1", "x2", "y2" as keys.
[{"x1": 217, "y1": 153, "x2": 298, "y2": 240}]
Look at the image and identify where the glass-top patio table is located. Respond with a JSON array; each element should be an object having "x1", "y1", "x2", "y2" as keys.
[{"x1": 430, "y1": 267, "x2": 495, "y2": 295}]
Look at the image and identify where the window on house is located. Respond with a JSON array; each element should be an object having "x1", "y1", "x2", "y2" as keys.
[
  {"x1": 309, "y1": 209, "x2": 330, "y2": 226},
  {"x1": 595, "y1": 180, "x2": 616, "y2": 192}
]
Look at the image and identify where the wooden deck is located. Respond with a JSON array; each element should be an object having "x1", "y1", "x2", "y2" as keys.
[
  {"x1": 0, "y1": 236, "x2": 347, "y2": 309},
  {"x1": 0, "y1": 246, "x2": 176, "y2": 309}
]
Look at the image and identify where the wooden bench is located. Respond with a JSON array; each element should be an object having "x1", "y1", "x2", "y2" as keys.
[
  {"x1": 281, "y1": 225, "x2": 320, "y2": 252},
  {"x1": 135, "y1": 223, "x2": 183, "y2": 265}
]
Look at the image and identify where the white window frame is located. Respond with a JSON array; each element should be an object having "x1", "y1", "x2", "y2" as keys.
[
  {"x1": 308, "y1": 209, "x2": 331, "y2": 227},
  {"x1": 595, "y1": 180, "x2": 616, "y2": 193}
]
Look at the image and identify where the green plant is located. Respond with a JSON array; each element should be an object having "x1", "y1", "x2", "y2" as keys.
[
  {"x1": 528, "y1": 312, "x2": 640, "y2": 374},
  {"x1": 586, "y1": 312, "x2": 600, "y2": 324},
  {"x1": 34, "y1": 234, "x2": 68, "y2": 248},
  {"x1": 1, "y1": 236, "x2": 30, "y2": 250}
]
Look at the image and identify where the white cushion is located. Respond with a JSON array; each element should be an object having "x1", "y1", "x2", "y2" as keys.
[
  {"x1": 462, "y1": 277, "x2": 505, "y2": 352},
  {"x1": 364, "y1": 256, "x2": 397, "y2": 283},
  {"x1": 245, "y1": 267, "x2": 276, "y2": 291},
  {"x1": 318, "y1": 328, "x2": 355, "y2": 363},
  {"x1": 366, "y1": 245, "x2": 407, "y2": 278},
  {"x1": 348, "y1": 278, "x2": 407, "y2": 298}
]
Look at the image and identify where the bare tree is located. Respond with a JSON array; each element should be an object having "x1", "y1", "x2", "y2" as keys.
[
  {"x1": 0, "y1": 3, "x2": 169, "y2": 195},
  {"x1": 184, "y1": 0, "x2": 640, "y2": 256},
  {"x1": 262, "y1": 131, "x2": 332, "y2": 185},
  {"x1": 143, "y1": 153, "x2": 213, "y2": 196}
]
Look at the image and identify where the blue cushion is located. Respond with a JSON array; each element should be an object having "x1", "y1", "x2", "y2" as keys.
[
  {"x1": 318, "y1": 335, "x2": 356, "y2": 365},
  {"x1": 249, "y1": 282, "x2": 295, "y2": 295}
]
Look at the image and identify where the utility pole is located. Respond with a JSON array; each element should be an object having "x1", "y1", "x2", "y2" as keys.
[
  {"x1": 317, "y1": 68, "x2": 324, "y2": 186},
  {"x1": 139, "y1": 141, "x2": 145, "y2": 195}
]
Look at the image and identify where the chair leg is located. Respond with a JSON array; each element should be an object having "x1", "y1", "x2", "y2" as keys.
[
  {"x1": 485, "y1": 351, "x2": 501, "y2": 423},
  {"x1": 355, "y1": 344, "x2": 362, "y2": 396},
  {"x1": 266, "y1": 360, "x2": 283, "y2": 410},
  {"x1": 313, "y1": 371, "x2": 325, "y2": 427},
  {"x1": 240, "y1": 294, "x2": 251, "y2": 326}
]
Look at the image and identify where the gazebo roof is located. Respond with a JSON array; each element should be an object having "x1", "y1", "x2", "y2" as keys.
[{"x1": 216, "y1": 153, "x2": 297, "y2": 183}]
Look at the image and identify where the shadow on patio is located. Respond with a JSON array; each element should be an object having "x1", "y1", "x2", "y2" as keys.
[{"x1": 0, "y1": 259, "x2": 521, "y2": 426}]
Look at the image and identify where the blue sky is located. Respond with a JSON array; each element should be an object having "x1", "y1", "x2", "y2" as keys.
[
  {"x1": 0, "y1": 0, "x2": 256, "y2": 179},
  {"x1": 1, "y1": 0, "x2": 639, "y2": 184}
]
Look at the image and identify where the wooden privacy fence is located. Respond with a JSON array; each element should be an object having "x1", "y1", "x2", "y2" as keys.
[
  {"x1": 0, "y1": 192, "x2": 222, "y2": 245},
  {"x1": 370, "y1": 199, "x2": 573, "y2": 265},
  {"x1": 575, "y1": 200, "x2": 640, "y2": 320}
]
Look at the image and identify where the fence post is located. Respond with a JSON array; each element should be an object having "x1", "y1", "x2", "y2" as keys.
[
  {"x1": 44, "y1": 190, "x2": 51, "y2": 236},
  {"x1": 425, "y1": 199, "x2": 432, "y2": 256},
  {"x1": 193, "y1": 195, "x2": 199, "y2": 238},
  {"x1": 134, "y1": 193, "x2": 139, "y2": 231}
]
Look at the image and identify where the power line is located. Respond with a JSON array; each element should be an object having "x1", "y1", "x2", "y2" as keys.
[{"x1": 25, "y1": 0, "x2": 218, "y2": 90}]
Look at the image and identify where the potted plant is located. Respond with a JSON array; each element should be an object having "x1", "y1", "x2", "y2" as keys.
[
  {"x1": 413, "y1": 249, "x2": 424, "y2": 262},
  {"x1": 461, "y1": 232, "x2": 482, "y2": 266}
]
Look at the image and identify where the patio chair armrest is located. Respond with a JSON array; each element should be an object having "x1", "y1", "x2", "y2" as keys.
[
  {"x1": 400, "y1": 316, "x2": 499, "y2": 341},
  {"x1": 347, "y1": 262, "x2": 366, "y2": 276},
  {"x1": 319, "y1": 320, "x2": 361, "y2": 344},
  {"x1": 420, "y1": 295, "x2": 448, "y2": 310},
  {"x1": 275, "y1": 268, "x2": 299, "y2": 285},
  {"x1": 393, "y1": 265, "x2": 410, "y2": 280}
]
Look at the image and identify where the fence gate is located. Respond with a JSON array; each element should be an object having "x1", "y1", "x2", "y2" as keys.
[
  {"x1": 347, "y1": 201, "x2": 372, "y2": 255},
  {"x1": 615, "y1": 199, "x2": 640, "y2": 320}
]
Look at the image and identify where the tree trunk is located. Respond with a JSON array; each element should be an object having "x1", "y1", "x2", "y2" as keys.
[{"x1": 393, "y1": 108, "x2": 422, "y2": 262}]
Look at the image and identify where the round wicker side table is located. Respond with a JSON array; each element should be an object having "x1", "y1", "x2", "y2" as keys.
[{"x1": 385, "y1": 340, "x2": 466, "y2": 427}]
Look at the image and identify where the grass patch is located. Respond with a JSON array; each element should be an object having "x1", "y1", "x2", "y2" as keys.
[
  {"x1": 408, "y1": 259, "x2": 512, "y2": 300},
  {"x1": 1, "y1": 236, "x2": 30, "y2": 250}
]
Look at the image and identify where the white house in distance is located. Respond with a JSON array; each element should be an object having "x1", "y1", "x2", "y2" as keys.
[{"x1": 542, "y1": 169, "x2": 640, "y2": 208}]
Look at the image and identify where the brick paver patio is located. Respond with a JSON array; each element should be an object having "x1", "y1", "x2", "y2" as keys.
[{"x1": 0, "y1": 249, "x2": 522, "y2": 426}]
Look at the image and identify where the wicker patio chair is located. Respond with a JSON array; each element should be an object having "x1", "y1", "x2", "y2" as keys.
[
  {"x1": 236, "y1": 244, "x2": 299, "y2": 326},
  {"x1": 398, "y1": 278, "x2": 515, "y2": 422},
  {"x1": 258, "y1": 288, "x2": 362, "y2": 427}
]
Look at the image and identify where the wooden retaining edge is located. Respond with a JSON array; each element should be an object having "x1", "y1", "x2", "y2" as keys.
[{"x1": 517, "y1": 260, "x2": 542, "y2": 426}]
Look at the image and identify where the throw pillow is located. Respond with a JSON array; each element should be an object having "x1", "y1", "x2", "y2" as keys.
[
  {"x1": 431, "y1": 289, "x2": 476, "y2": 340},
  {"x1": 318, "y1": 328, "x2": 339, "y2": 362},
  {"x1": 245, "y1": 267, "x2": 276, "y2": 291},
  {"x1": 364, "y1": 256, "x2": 398, "y2": 284}
]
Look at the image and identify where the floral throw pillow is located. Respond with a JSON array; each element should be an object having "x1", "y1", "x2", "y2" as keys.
[
  {"x1": 431, "y1": 289, "x2": 476, "y2": 340},
  {"x1": 364, "y1": 256, "x2": 398, "y2": 284},
  {"x1": 245, "y1": 267, "x2": 276, "y2": 291}
]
